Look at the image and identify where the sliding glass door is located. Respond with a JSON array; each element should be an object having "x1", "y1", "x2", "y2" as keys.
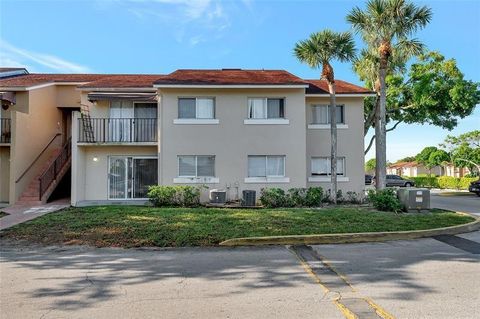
[
  {"x1": 133, "y1": 158, "x2": 158, "y2": 198},
  {"x1": 108, "y1": 156, "x2": 157, "y2": 199}
]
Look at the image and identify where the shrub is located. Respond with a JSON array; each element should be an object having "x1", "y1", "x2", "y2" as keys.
[
  {"x1": 147, "y1": 185, "x2": 178, "y2": 206},
  {"x1": 288, "y1": 188, "x2": 307, "y2": 207},
  {"x1": 147, "y1": 185, "x2": 203, "y2": 207},
  {"x1": 178, "y1": 186, "x2": 202, "y2": 207},
  {"x1": 437, "y1": 176, "x2": 458, "y2": 189},
  {"x1": 336, "y1": 189, "x2": 343, "y2": 202},
  {"x1": 305, "y1": 187, "x2": 325, "y2": 206},
  {"x1": 367, "y1": 189, "x2": 402, "y2": 212},
  {"x1": 459, "y1": 177, "x2": 479, "y2": 190},
  {"x1": 410, "y1": 176, "x2": 439, "y2": 188},
  {"x1": 260, "y1": 188, "x2": 289, "y2": 208},
  {"x1": 344, "y1": 191, "x2": 363, "y2": 204},
  {"x1": 260, "y1": 187, "x2": 327, "y2": 208}
]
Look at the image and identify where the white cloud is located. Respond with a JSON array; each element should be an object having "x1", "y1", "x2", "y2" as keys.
[
  {"x1": 0, "y1": 39, "x2": 92, "y2": 73},
  {"x1": 109, "y1": 0, "x2": 234, "y2": 45}
]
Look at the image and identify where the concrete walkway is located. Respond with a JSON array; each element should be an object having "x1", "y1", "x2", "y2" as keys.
[{"x1": 0, "y1": 199, "x2": 70, "y2": 230}]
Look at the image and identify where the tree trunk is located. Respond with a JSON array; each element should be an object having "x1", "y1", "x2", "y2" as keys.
[
  {"x1": 376, "y1": 65, "x2": 387, "y2": 190},
  {"x1": 328, "y1": 82, "x2": 337, "y2": 203}
]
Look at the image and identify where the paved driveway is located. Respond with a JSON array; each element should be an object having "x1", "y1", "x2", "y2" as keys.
[
  {"x1": 0, "y1": 244, "x2": 344, "y2": 319},
  {"x1": 430, "y1": 191, "x2": 479, "y2": 216},
  {"x1": 1, "y1": 194, "x2": 479, "y2": 319}
]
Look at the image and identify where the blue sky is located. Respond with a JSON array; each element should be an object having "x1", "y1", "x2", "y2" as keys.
[{"x1": 1, "y1": 0, "x2": 478, "y2": 161}]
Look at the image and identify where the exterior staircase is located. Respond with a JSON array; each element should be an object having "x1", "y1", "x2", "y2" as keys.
[{"x1": 16, "y1": 138, "x2": 72, "y2": 205}]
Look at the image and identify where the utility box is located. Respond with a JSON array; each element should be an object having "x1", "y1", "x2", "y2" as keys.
[
  {"x1": 397, "y1": 188, "x2": 430, "y2": 212},
  {"x1": 242, "y1": 190, "x2": 256, "y2": 207},
  {"x1": 209, "y1": 189, "x2": 226, "y2": 204}
]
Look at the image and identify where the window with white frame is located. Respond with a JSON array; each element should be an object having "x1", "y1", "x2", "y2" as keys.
[
  {"x1": 178, "y1": 155, "x2": 215, "y2": 177},
  {"x1": 248, "y1": 98, "x2": 285, "y2": 119},
  {"x1": 178, "y1": 98, "x2": 215, "y2": 119},
  {"x1": 311, "y1": 105, "x2": 344, "y2": 124},
  {"x1": 248, "y1": 155, "x2": 285, "y2": 177},
  {"x1": 311, "y1": 157, "x2": 345, "y2": 176}
]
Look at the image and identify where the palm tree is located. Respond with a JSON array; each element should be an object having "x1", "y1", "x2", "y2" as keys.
[
  {"x1": 294, "y1": 30, "x2": 356, "y2": 203},
  {"x1": 355, "y1": 46, "x2": 417, "y2": 155},
  {"x1": 347, "y1": 0, "x2": 432, "y2": 190}
]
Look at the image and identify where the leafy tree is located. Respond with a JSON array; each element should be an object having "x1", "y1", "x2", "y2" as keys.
[
  {"x1": 428, "y1": 149, "x2": 450, "y2": 174},
  {"x1": 363, "y1": 52, "x2": 480, "y2": 155},
  {"x1": 441, "y1": 130, "x2": 480, "y2": 174},
  {"x1": 396, "y1": 156, "x2": 415, "y2": 163},
  {"x1": 348, "y1": 0, "x2": 432, "y2": 189},
  {"x1": 416, "y1": 146, "x2": 438, "y2": 166},
  {"x1": 365, "y1": 158, "x2": 376, "y2": 172},
  {"x1": 415, "y1": 146, "x2": 449, "y2": 175},
  {"x1": 294, "y1": 30, "x2": 356, "y2": 203}
]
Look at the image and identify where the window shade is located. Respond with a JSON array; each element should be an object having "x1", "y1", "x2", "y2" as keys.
[
  {"x1": 179, "y1": 156, "x2": 196, "y2": 176},
  {"x1": 248, "y1": 156, "x2": 266, "y2": 177},
  {"x1": 178, "y1": 98, "x2": 196, "y2": 119},
  {"x1": 196, "y1": 98, "x2": 214, "y2": 119},
  {"x1": 266, "y1": 156, "x2": 285, "y2": 176},
  {"x1": 197, "y1": 156, "x2": 215, "y2": 177}
]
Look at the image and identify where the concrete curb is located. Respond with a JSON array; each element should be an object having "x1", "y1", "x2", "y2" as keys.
[{"x1": 219, "y1": 212, "x2": 480, "y2": 246}]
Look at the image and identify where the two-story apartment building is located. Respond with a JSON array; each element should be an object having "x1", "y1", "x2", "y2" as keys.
[{"x1": 0, "y1": 68, "x2": 373, "y2": 207}]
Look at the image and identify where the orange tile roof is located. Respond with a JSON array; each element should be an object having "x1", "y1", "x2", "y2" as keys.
[
  {"x1": 388, "y1": 161, "x2": 419, "y2": 169},
  {"x1": 78, "y1": 75, "x2": 165, "y2": 88},
  {"x1": 0, "y1": 69, "x2": 372, "y2": 94},
  {"x1": 306, "y1": 79, "x2": 373, "y2": 95},
  {"x1": 153, "y1": 69, "x2": 306, "y2": 86},
  {"x1": 0, "y1": 73, "x2": 109, "y2": 87}
]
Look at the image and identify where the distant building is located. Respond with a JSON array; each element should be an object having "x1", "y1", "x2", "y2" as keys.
[
  {"x1": 386, "y1": 161, "x2": 442, "y2": 177},
  {"x1": 387, "y1": 161, "x2": 471, "y2": 177}
]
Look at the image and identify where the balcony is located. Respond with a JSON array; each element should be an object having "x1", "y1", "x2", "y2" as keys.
[
  {"x1": 0, "y1": 118, "x2": 11, "y2": 144},
  {"x1": 78, "y1": 118, "x2": 157, "y2": 144}
]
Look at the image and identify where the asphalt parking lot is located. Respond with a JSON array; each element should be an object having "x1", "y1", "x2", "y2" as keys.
[{"x1": 0, "y1": 193, "x2": 478, "y2": 319}]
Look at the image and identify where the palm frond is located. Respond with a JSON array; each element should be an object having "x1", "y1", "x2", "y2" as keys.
[{"x1": 293, "y1": 29, "x2": 356, "y2": 71}]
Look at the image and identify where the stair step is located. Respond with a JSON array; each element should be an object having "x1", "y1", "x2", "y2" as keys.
[
  {"x1": 17, "y1": 201, "x2": 43, "y2": 206},
  {"x1": 20, "y1": 195, "x2": 38, "y2": 200},
  {"x1": 16, "y1": 146, "x2": 70, "y2": 205}
]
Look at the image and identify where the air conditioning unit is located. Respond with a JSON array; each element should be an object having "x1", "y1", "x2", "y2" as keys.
[
  {"x1": 397, "y1": 188, "x2": 430, "y2": 212},
  {"x1": 209, "y1": 189, "x2": 226, "y2": 204},
  {"x1": 242, "y1": 190, "x2": 256, "y2": 207}
]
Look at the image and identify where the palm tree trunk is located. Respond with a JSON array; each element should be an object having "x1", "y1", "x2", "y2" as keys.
[
  {"x1": 376, "y1": 65, "x2": 387, "y2": 190},
  {"x1": 328, "y1": 81, "x2": 337, "y2": 203}
]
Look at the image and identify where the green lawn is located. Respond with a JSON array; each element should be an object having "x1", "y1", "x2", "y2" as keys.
[
  {"x1": 0, "y1": 212, "x2": 8, "y2": 219},
  {"x1": 0, "y1": 206, "x2": 474, "y2": 248}
]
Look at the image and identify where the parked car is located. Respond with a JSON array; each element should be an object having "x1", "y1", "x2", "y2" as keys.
[
  {"x1": 373, "y1": 175, "x2": 415, "y2": 187},
  {"x1": 468, "y1": 179, "x2": 480, "y2": 196},
  {"x1": 365, "y1": 174, "x2": 373, "y2": 185}
]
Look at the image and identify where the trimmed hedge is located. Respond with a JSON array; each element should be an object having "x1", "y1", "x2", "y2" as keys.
[
  {"x1": 259, "y1": 187, "x2": 363, "y2": 208},
  {"x1": 147, "y1": 185, "x2": 203, "y2": 207},
  {"x1": 410, "y1": 176, "x2": 477, "y2": 190},
  {"x1": 410, "y1": 176, "x2": 439, "y2": 188}
]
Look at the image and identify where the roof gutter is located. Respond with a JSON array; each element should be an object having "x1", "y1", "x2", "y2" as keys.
[
  {"x1": 76, "y1": 87, "x2": 157, "y2": 92},
  {"x1": 153, "y1": 84, "x2": 309, "y2": 89},
  {"x1": 0, "y1": 81, "x2": 92, "y2": 92},
  {"x1": 306, "y1": 93, "x2": 376, "y2": 97}
]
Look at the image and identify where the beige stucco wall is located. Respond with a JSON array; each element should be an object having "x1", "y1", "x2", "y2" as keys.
[
  {"x1": 9, "y1": 86, "x2": 63, "y2": 203},
  {"x1": 305, "y1": 97, "x2": 365, "y2": 195},
  {"x1": 79, "y1": 92, "x2": 109, "y2": 117},
  {"x1": 158, "y1": 88, "x2": 307, "y2": 197},
  {"x1": 56, "y1": 85, "x2": 82, "y2": 108},
  {"x1": 72, "y1": 145, "x2": 157, "y2": 204},
  {"x1": 70, "y1": 89, "x2": 366, "y2": 204},
  {"x1": 0, "y1": 147, "x2": 10, "y2": 202}
]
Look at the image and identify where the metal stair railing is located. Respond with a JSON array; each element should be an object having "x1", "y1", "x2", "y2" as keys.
[{"x1": 38, "y1": 137, "x2": 72, "y2": 200}]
